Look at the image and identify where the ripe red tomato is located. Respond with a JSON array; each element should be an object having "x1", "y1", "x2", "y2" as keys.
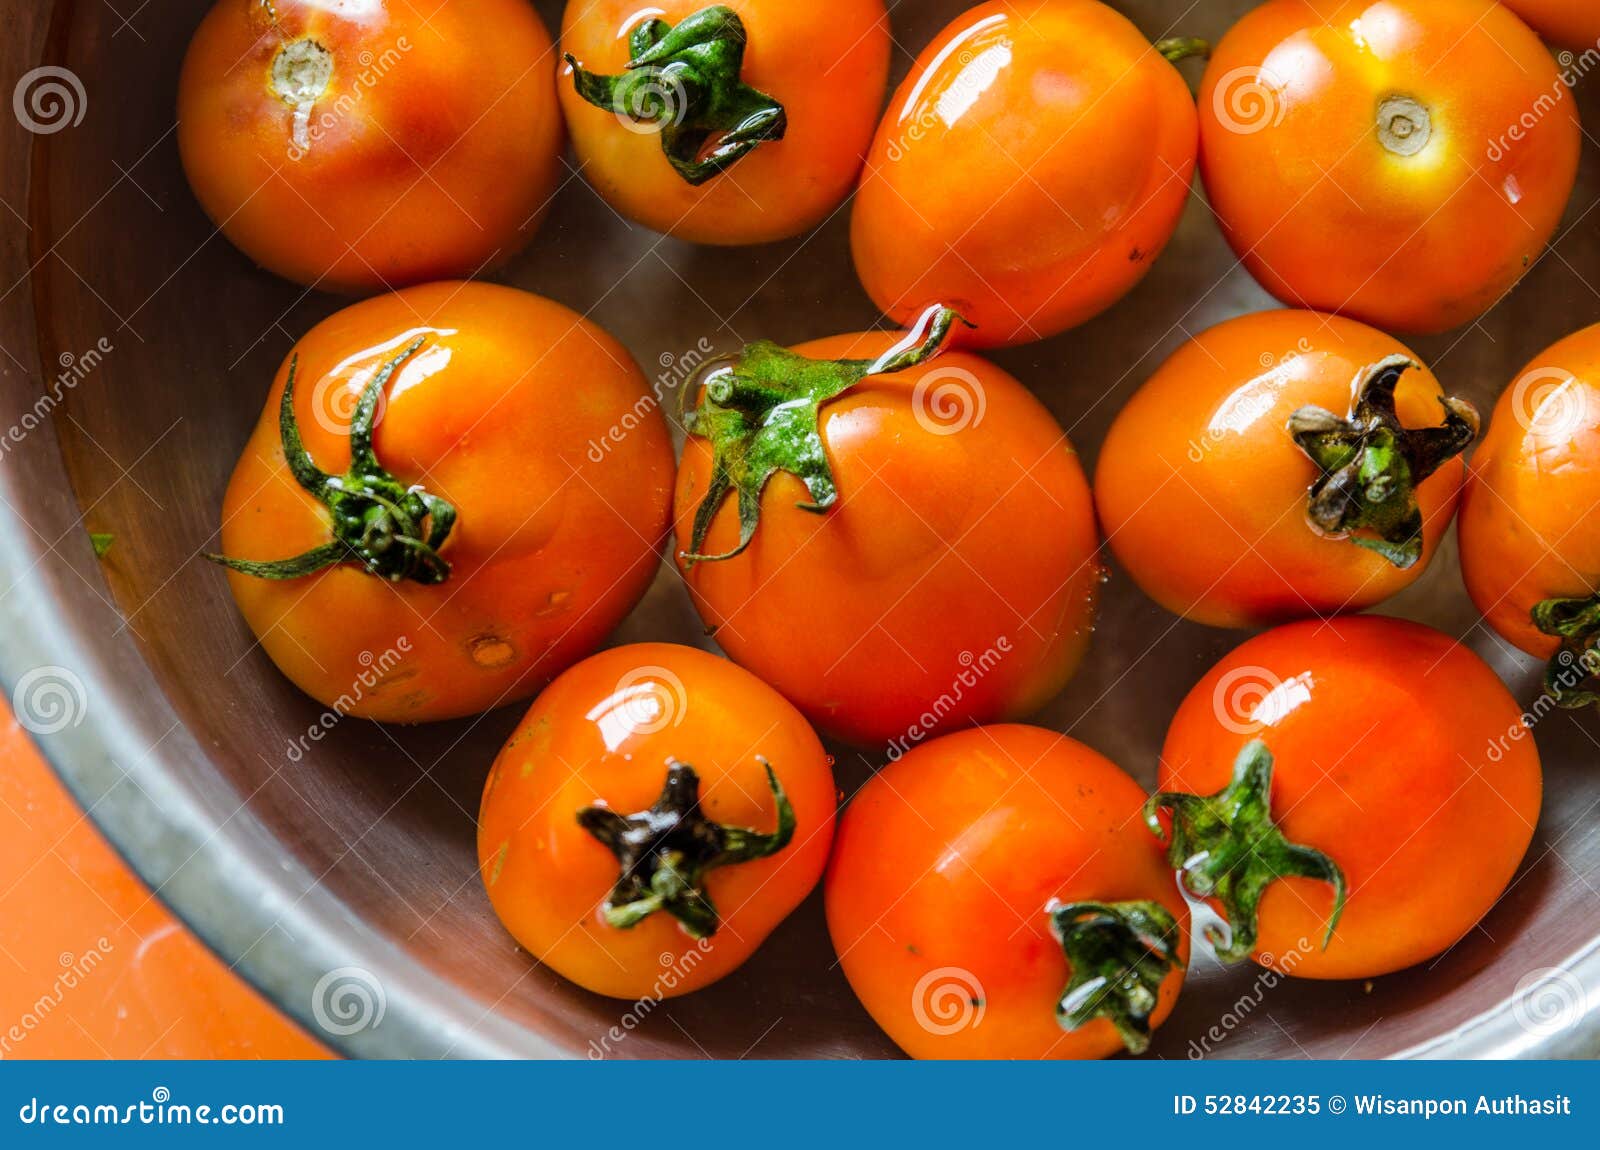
[
  {"x1": 851, "y1": 0, "x2": 1203, "y2": 349},
  {"x1": 213, "y1": 282, "x2": 674, "y2": 723},
  {"x1": 560, "y1": 1, "x2": 890, "y2": 244},
  {"x1": 478, "y1": 643, "x2": 836, "y2": 999},
  {"x1": 1199, "y1": 0, "x2": 1581, "y2": 334},
  {"x1": 178, "y1": 0, "x2": 564, "y2": 291},
  {"x1": 1503, "y1": 0, "x2": 1600, "y2": 49},
  {"x1": 672, "y1": 309, "x2": 1100, "y2": 748},
  {"x1": 1153, "y1": 617, "x2": 1541, "y2": 980},
  {"x1": 826, "y1": 725, "x2": 1189, "y2": 1060},
  {"x1": 1459, "y1": 323, "x2": 1600, "y2": 706},
  {"x1": 1095, "y1": 310, "x2": 1477, "y2": 629}
]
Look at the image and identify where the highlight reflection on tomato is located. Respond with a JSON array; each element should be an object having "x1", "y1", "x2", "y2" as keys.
[
  {"x1": 212, "y1": 282, "x2": 674, "y2": 723},
  {"x1": 1199, "y1": 0, "x2": 1581, "y2": 334},
  {"x1": 1095, "y1": 310, "x2": 1476, "y2": 630},
  {"x1": 673, "y1": 309, "x2": 1100, "y2": 748},
  {"x1": 560, "y1": 1, "x2": 890, "y2": 244},
  {"x1": 851, "y1": 0, "x2": 1204, "y2": 349},
  {"x1": 1459, "y1": 323, "x2": 1600, "y2": 708},
  {"x1": 478, "y1": 643, "x2": 836, "y2": 999},
  {"x1": 826, "y1": 725, "x2": 1189, "y2": 1060},
  {"x1": 178, "y1": 0, "x2": 565, "y2": 291},
  {"x1": 1153, "y1": 617, "x2": 1541, "y2": 980}
]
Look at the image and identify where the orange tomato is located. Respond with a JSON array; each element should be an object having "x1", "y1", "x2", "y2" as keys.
[
  {"x1": 1095, "y1": 310, "x2": 1476, "y2": 630},
  {"x1": 178, "y1": 0, "x2": 564, "y2": 291},
  {"x1": 1503, "y1": 0, "x2": 1600, "y2": 49},
  {"x1": 214, "y1": 282, "x2": 674, "y2": 723},
  {"x1": 560, "y1": 1, "x2": 889, "y2": 244},
  {"x1": 477, "y1": 643, "x2": 836, "y2": 999},
  {"x1": 1459, "y1": 324, "x2": 1600, "y2": 704},
  {"x1": 673, "y1": 311, "x2": 1100, "y2": 748},
  {"x1": 826, "y1": 725, "x2": 1189, "y2": 1060},
  {"x1": 1199, "y1": 0, "x2": 1580, "y2": 334},
  {"x1": 1154, "y1": 617, "x2": 1541, "y2": 980},
  {"x1": 851, "y1": 0, "x2": 1203, "y2": 349}
]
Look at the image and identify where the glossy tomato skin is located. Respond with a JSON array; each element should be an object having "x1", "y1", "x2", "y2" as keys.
[
  {"x1": 852, "y1": 1, "x2": 1199, "y2": 349},
  {"x1": 478, "y1": 643, "x2": 836, "y2": 999},
  {"x1": 1459, "y1": 325, "x2": 1600, "y2": 658},
  {"x1": 178, "y1": 0, "x2": 564, "y2": 291},
  {"x1": 560, "y1": 1, "x2": 889, "y2": 244},
  {"x1": 1503, "y1": 0, "x2": 1600, "y2": 49},
  {"x1": 1095, "y1": 310, "x2": 1465, "y2": 629},
  {"x1": 219, "y1": 282, "x2": 674, "y2": 723},
  {"x1": 1199, "y1": 0, "x2": 1580, "y2": 335},
  {"x1": 826, "y1": 725, "x2": 1188, "y2": 1060},
  {"x1": 1160, "y1": 617, "x2": 1541, "y2": 980},
  {"x1": 674, "y1": 333, "x2": 1100, "y2": 748}
]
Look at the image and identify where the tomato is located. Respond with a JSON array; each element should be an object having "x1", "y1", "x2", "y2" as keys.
[
  {"x1": 850, "y1": 0, "x2": 1203, "y2": 349},
  {"x1": 477, "y1": 643, "x2": 836, "y2": 999},
  {"x1": 560, "y1": 1, "x2": 889, "y2": 244},
  {"x1": 1503, "y1": 0, "x2": 1600, "y2": 49},
  {"x1": 178, "y1": 0, "x2": 564, "y2": 291},
  {"x1": 672, "y1": 308, "x2": 1100, "y2": 748},
  {"x1": 1095, "y1": 310, "x2": 1477, "y2": 630},
  {"x1": 826, "y1": 725, "x2": 1188, "y2": 1060},
  {"x1": 1198, "y1": 0, "x2": 1580, "y2": 335},
  {"x1": 1459, "y1": 324, "x2": 1600, "y2": 707},
  {"x1": 212, "y1": 282, "x2": 674, "y2": 723},
  {"x1": 1153, "y1": 617, "x2": 1541, "y2": 980}
]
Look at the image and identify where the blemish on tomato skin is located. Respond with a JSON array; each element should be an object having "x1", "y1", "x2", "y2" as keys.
[
  {"x1": 488, "y1": 840, "x2": 508, "y2": 885},
  {"x1": 470, "y1": 634, "x2": 516, "y2": 668}
]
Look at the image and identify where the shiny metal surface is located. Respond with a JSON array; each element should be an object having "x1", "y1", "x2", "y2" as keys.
[{"x1": 2, "y1": 0, "x2": 1598, "y2": 1058}]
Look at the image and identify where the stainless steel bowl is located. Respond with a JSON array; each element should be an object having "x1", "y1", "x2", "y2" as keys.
[{"x1": 3, "y1": 0, "x2": 1598, "y2": 1058}]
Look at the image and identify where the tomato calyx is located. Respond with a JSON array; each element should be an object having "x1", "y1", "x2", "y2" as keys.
[
  {"x1": 1145, "y1": 740, "x2": 1347, "y2": 964},
  {"x1": 577, "y1": 758, "x2": 795, "y2": 938},
  {"x1": 1049, "y1": 900, "x2": 1182, "y2": 1055},
  {"x1": 566, "y1": 6, "x2": 786, "y2": 186},
  {"x1": 679, "y1": 304, "x2": 968, "y2": 567},
  {"x1": 207, "y1": 338, "x2": 457, "y2": 585},
  {"x1": 1532, "y1": 595, "x2": 1600, "y2": 709},
  {"x1": 1288, "y1": 355, "x2": 1479, "y2": 569}
]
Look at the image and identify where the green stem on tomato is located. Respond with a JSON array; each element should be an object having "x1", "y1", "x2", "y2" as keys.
[
  {"x1": 1145, "y1": 740, "x2": 1346, "y2": 964},
  {"x1": 1050, "y1": 899, "x2": 1182, "y2": 1055},
  {"x1": 1288, "y1": 355, "x2": 1479, "y2": 570},
  {"x1": 679, "y1": 304, "x2": 970, "y2": 568},
  {"x1": 206, "y1": 338, "x2": 457, "y2": 585},
  {"x1": 1533, "y1": 594, "x2": 1600, "y2": 709},
  {"x1": 566, "y1": 6, "x2": 786, "y2": 186}
]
